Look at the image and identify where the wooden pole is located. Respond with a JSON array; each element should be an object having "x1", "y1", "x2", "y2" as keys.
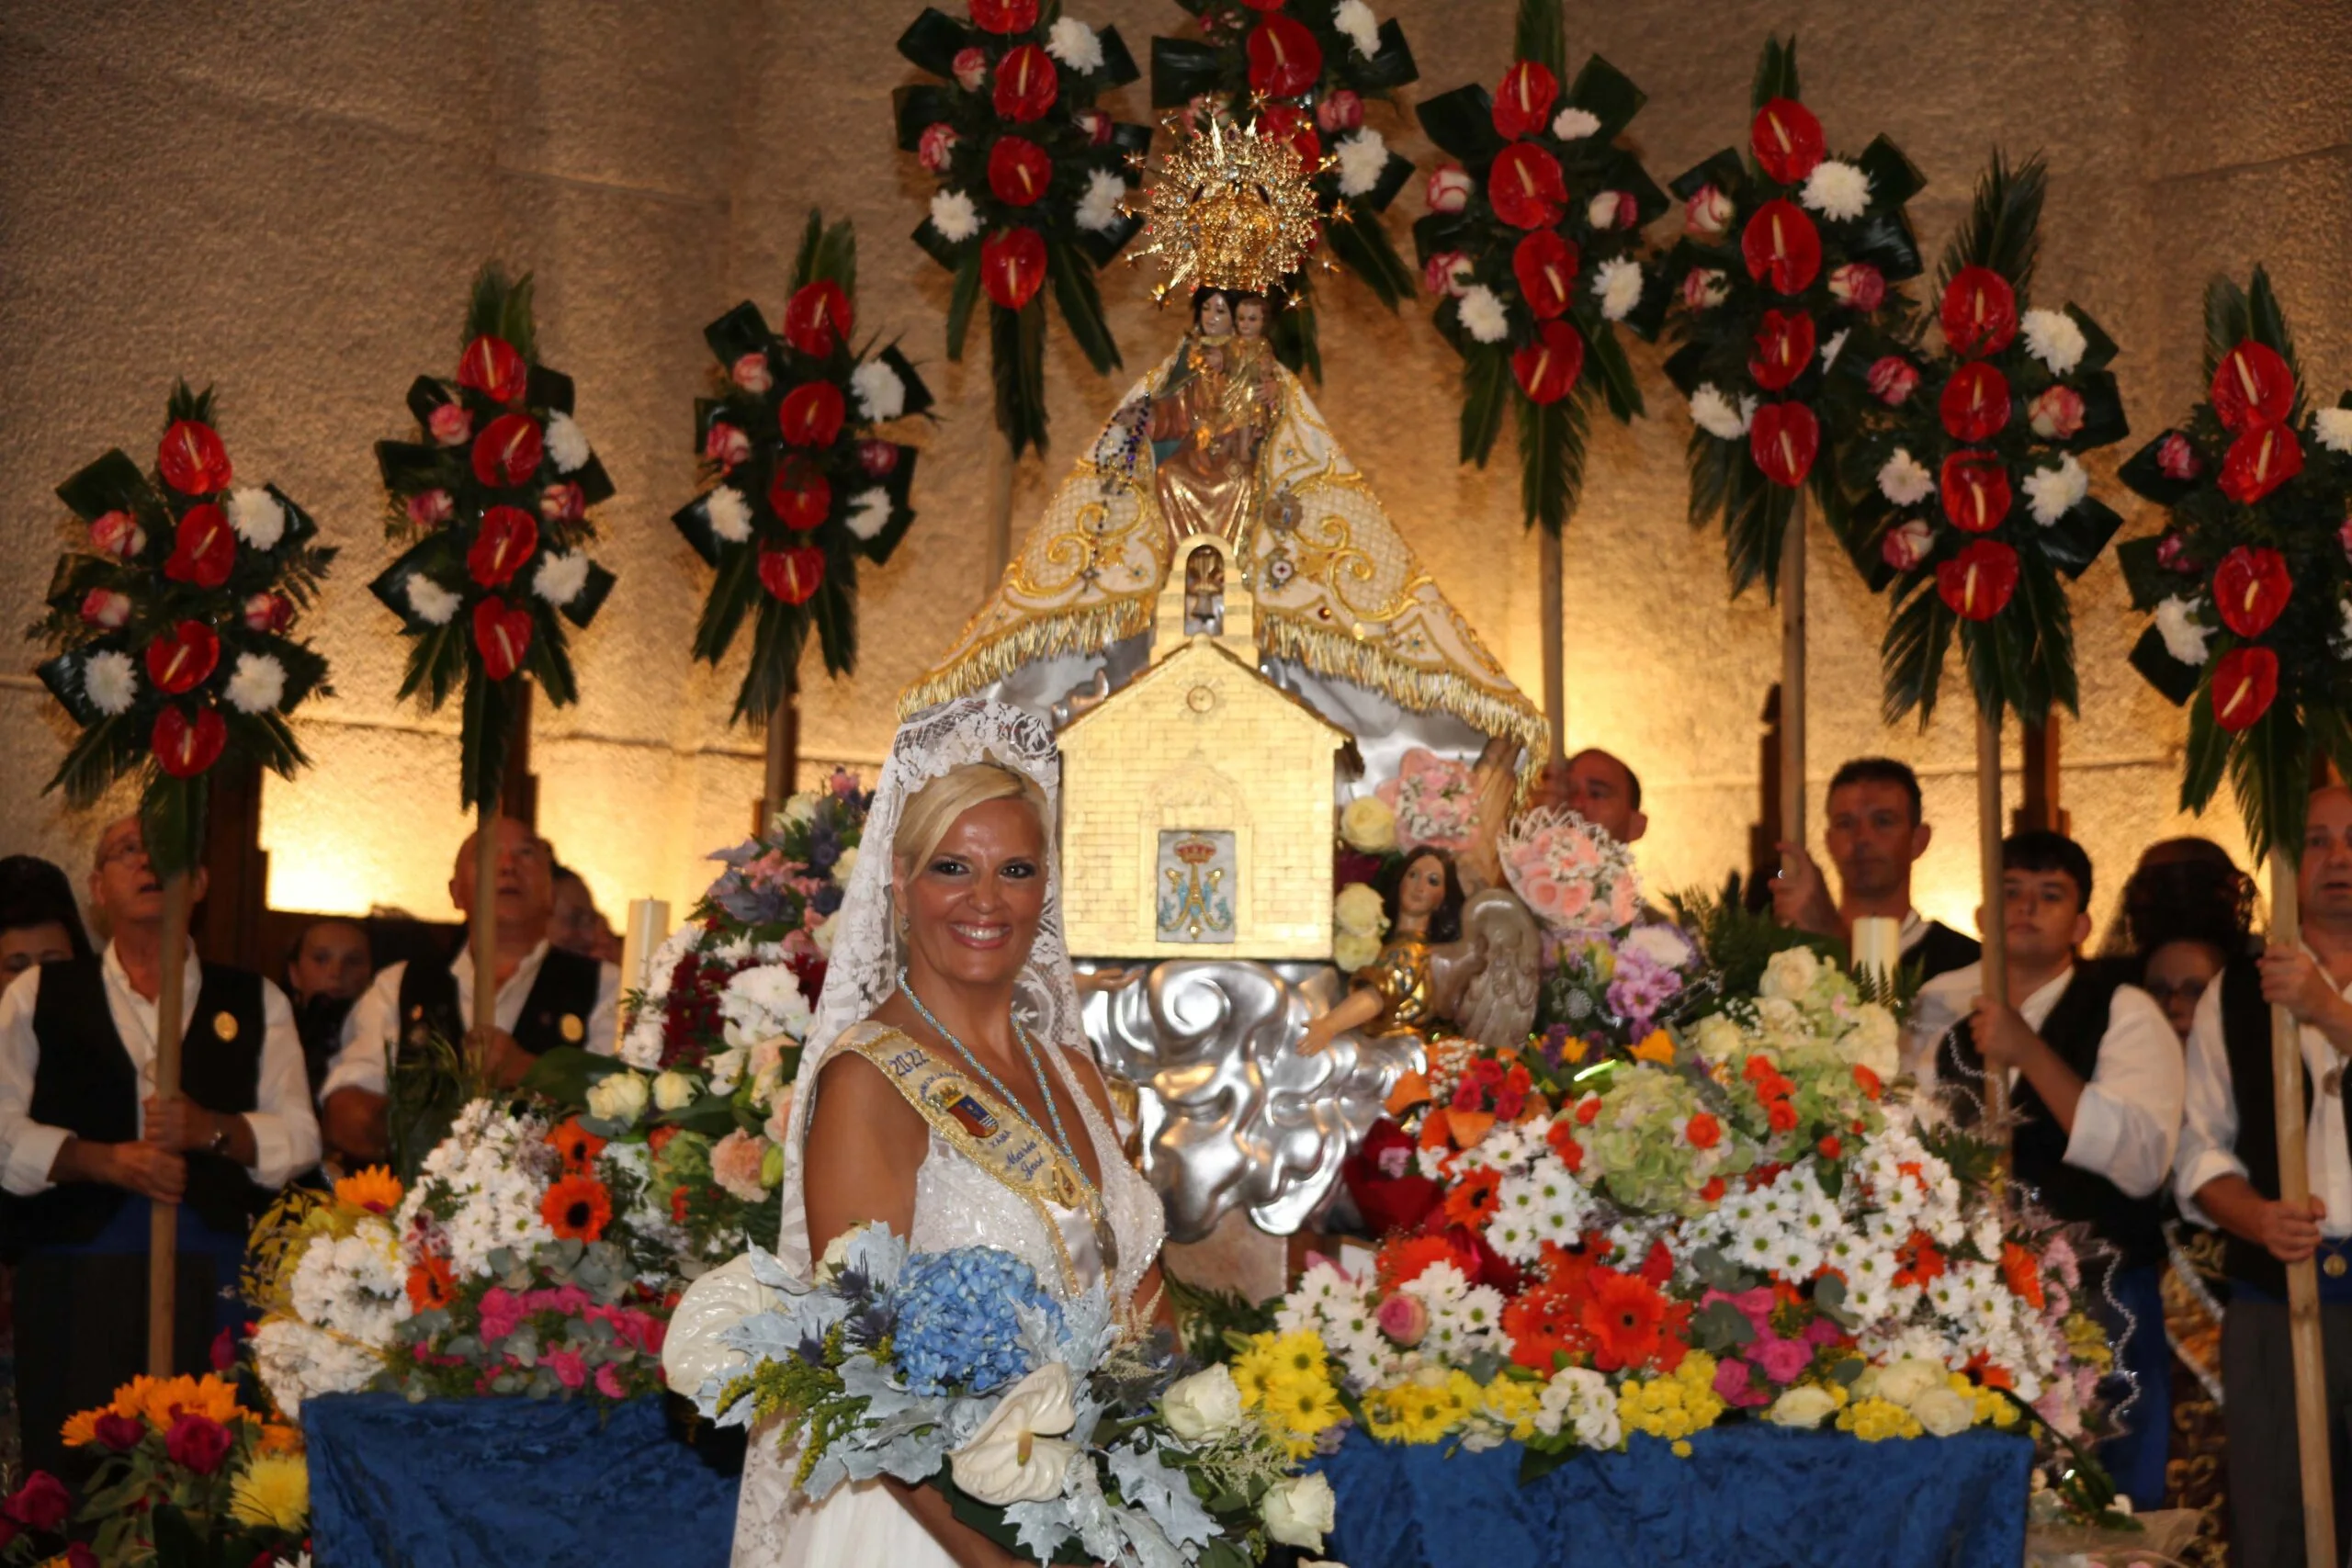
[
  {"x1": 1778, "y1": 518, "x2": 1807, "y2": 863},
  {"x1": 985, "y1": 425, "x2": 1016, "y2": 582},
  {"x1": 469, "y1": 797, "x2": 499, "y2": 1073},
  {"x1": 2266, "y1": 852, "x2": 2339, "y2": 1567},
  {"x1": 1975, "y1": 709, "x2": 2010, "y2": 1161},
  {"x1": 146, "y1": 872, "x2": 192, "y2": 1375},
  {"x1": 1541, "y1": 528, "x2": 1565, "y2": 762},
  {"x1": 756, "y1": 676, "x2": 799, "y2": 836}
]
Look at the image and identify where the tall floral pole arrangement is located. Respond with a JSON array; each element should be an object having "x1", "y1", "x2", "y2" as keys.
[
  {"x1": 30, "y1": 383, "x2": 334, "y2": 1371},
  {"x1": 1657, "y1": 37, "x2": 1924, "y2": 861},
  {"x1": 368, "y1": 268, "x2": 617, "y2": 1052},
  {"x1": 1840, "y1": 155, "x2": 2128, "y2": 1148},
  {"x1": 673, "y1": 211, "x2": 933, "y2": 816},
  {"x1": 1148, "y1": 0, "x2": 1419, "y2": 381},
  {"x1": 2117, "y1": 266, "x2": 2352, "y2": 1565},
  {"x1": 1409, "y1": 0, "x2": 1665, "y2": 759}
]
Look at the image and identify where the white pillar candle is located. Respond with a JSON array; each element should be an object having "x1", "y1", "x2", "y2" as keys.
[
  {"x1": 617, "y1": 898, "x2": 672, "y2": 1049},
  {"x1": 1849, "y1": 915, "x2": 1901, "y2": 992}
]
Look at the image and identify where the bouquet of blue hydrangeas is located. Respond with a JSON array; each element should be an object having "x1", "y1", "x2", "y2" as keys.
[{"x1": 687, "y1": 1224, "x2": 1330, "y2": 1566}]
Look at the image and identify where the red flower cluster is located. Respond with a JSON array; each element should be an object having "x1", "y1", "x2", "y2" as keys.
[
  {"x1": 1502, "y1": 1238, "x2": 1690, "y2": 1375},
  {"x1": 1928, "y1": 266, "x2": 2026, "y2": 622},
  {"x1": 1743, "y1": 1053, "x2": 1799, "y2": 1134},
  {"x1": 2211, "y1": 341, "x2": 2301, "y2": 506}
]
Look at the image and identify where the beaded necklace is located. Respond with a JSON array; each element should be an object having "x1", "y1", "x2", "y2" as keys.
[{"x1": 895, "y1": 969, "x2": 1095, "y2": 1197}]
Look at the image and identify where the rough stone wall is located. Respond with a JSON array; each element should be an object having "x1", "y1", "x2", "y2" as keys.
[{"x1": 3, "y1": 0, "x2": 2346, "y2": 941}]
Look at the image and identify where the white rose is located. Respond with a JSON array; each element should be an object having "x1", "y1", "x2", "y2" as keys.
[
  {"x1": 586, "y1": 1071, "x2": 650, "y2": 1126},
  {"x1": 783, "y1": 791, "x2": 820, "y2": 826},
  {"x1": 225, "y1": 651, "x2": 287, "y2": 715},
  {"x1": 1593, "y1": 256, "x2": 1643, "y2": 322},
  {"x1": 1160, "y1": 1364, "x2": 1245, "y2": 1441},
  {"x1": 1334, "y1": 931, "x2": 1381, "y2": 973},
  {"x1": 1551, "y1": 107, "x2": 1601, "y2": 140},
  {"x1": 1911, "y1": 1382, "x2": 1974, "y2": 1438},
  {"x1": 706, "y1": 485, "x2": 752, "y2": 544},
  {"x1": 1759, "y1": 946, "x2": 1821, "y2": 1001},
  {"x1": 1339, "y1": 795, "x2": 1397, "y2": 853},
  {"x1": 533, "y1": 550, "x2": 590, "y2": 607},
  {"x1": 652, "y1": 1070, "x2": 697, "y2": 1112},
  {"x1": 543, "y1": 410, "x2": 591, "y2": 474},
  {"x1": 813, "y1": 1229, "x2": 854, "y2": 1283},
  {"x1": 1877, "y1": 449, "x2": 1934, "y2": 506},
  {"x1": 2020, "y1": 309, "x2": 2087, "y2": 378},
  {"x1": 1767, "y1": 1383, "x2": 1838, "y2": 1428},
  {"x1": 833, "y1": 845, "x2": 859, "y2": 883},
  {"x1": 1045, "y1": 16, "x2": 1102, "y2": 73},
  {"x1": 1840, "y1": 1003, "x2": 1899, "y2": 1078},
  {"x1": 2154, "y1": 595, "x2": 2211, "y2": 666},
  {"x1": 949, "y1": 1363, "x2": 1079, "y2": 1506},
  {"x1": 227, "y1": 486, "x2": 287, "y2": 549},
  {"x1": 2024, "y1": 454, "x2": 2088, "y2": 525},
  {"x1": 851, "y1": 360, "x2": 907, "y2": 423},
  {"x1": 1262, "y1": 1472, "x2": 1337, "y2": 1551},
  {"x1": 1872, "y1": 1358, "x2": 1945, "y2": 1408},
  {"x1": 1458, "y1": 284, "x2": 1510, "y2": 344},
  {"x1": 1075, "y1": 167, "x2": 1127, "y2": 235},
  {"x1": 1334, "y1": 129, "x2": 1388, "y2": 198},
  {"x1": 82, "y1": 650, "x2": 137, "y2": 716},
  {"x1": 930, "y1": 189, "x2": 980, "y2": 244},
  {"x1": 812, "y1": 912, "x2": 840, "y2": 955},
  {"x1": 1334, "y1": 882, "x2": 1387, "y2": 939},
  {"x1": 1800, "y1": 159, "x2": 1871, "y2": 221},
  {"x1": 1691, "y1": 1013, "x2": 1747, "y2": 1065}
]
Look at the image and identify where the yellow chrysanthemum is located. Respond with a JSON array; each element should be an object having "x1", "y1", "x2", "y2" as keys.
[
  {"x1": 334, "y1": 1166, "x2": 404, "y2": 1215},
  {"x1": 1363, "y1": 1379, "x2": 1461, "y2": 1445},
  {"x1": 1481, "y1": 1377, "x2": 1545, "y2": 1442},
  {"x1": 1836, "y1": 1395, "x2": 1923, "y2": 1442},
  {"x1": 230, "y1": 1452, "x2": 311, "y2": 1530},
  {"x1": 1616, "y1": 1354, "x2": 1726, "y2": 1447}
]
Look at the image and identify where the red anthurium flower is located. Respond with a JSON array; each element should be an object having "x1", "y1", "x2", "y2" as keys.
[
  {"x1": 980, "y1": 226, "x2": 1047, "y2": 310},
  {"x1": 471, "y1": 596, "x2": 534, "y2": 681},
  {"x1": 2211, "y1": 340, "x2": 2295, "y2": 434},
  {"x1": 1749, "y1": 401, "x2": 1819, "y2": 488},
  {"x1": 1511, "y1": 320, "x2": 1585, "y2": 405},
  {"x1": 969, "y1": 0, "x2": 1036, "y2": 34},
  {"x1": 768, "y1": 459, "x2": 832, "y2": 530},
  {"x1": 158, "y1": 420, "x2": 232, "y2": 495},
  {"x1": 1749, "y1": 97, "x2": 1825, "y2": 186},
  {"x1": 1739, "y1": 199, "x2": 1820, "y2": 296},
  {"x1": 777, "y1": 381, "x2": 846, "y2": 448},
  {"x1": 456, "y1": 333, "x2": 528, "y2": 404},
  {"x1": 1939, "y1": 450, "x2": 2013, "y2": 534},
  {"x1": 1510, "y1": 230, "x2": 1581, "y2": 321},
  {"x1": 164, "y1": 502, "x2": 236, "y2": 588},
  {"x1": 2213, "y1": 545, "x2": 2292, "y2": 639},
  {"x1": 1246, "y1": 14, "x2": 1322, "y2": 98},
  {"x1": 2220, "y1": 422, "x2": 2303, "y2": 504},
  {"x1": 1748, "y1": 309, "x2": 1816, "y2": 392},
  {"x1": 469, "y1": 505, "x2": 540, "y2": 588},
  {"x1": 781, "y1": 280, "x2": 854, "y2": 357},
  {"x1": 471, "y1": 412, "x2": 544, "y2": 489},
  {"x1": 1487, "y1": 142, "x2": 1568, "y2": 231},
  {"x1": 1492, "y1": 60, "x2": 1559, "y2": 140},
  {"x1": 153, "y1": 705, "x2": 227, "y2": 779},
  {"x1": 1939, "y1": 361, "x2": 2013, "y2": 443},
  {"x1": 1940, "y1": 265, "x2": 2018, "y2": 358},
  {"x1": 987, "y1": 134, "x2": 1055, "y2": 206},
  {"x1": 991, "y1": 44, "x2": 1057, "y2": 122},
  {"x1": 1256, "y1": 105, "x2": 1321, "y2": 169},
  {"x1": 758, "y1": 545, "x2": 826, "y2": 604},
  {"x1": 2211, "y1": 645, "x2": 2279, "y2": 732},
  {"x1": 144, "y1": 620, "x2": 220, "y2": 695},
  {"x1": 1937, "y1": 539, "x2": 2020, "y2": 621}
]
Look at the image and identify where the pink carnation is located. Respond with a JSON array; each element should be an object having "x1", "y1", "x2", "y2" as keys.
[
  {"x1": 711, "y1": 1130, "x2": 769, "y2": 1201},
  {"x1": 1749, "y1": 1332, "x2": 1813, "y2": 1384},
  {"x1": 596, "y1": 1363, "x2": 627, "y2": 1398},
  {"x1": 479, "y1": 1286, "x2": 525, "y2": 1343},
  {"x1": 1713, "y1": 1354, "x2": 1769, "y2": 1407},
  {"x1": 545, "y1": 1348, "x2": 587, "y2": 1390}
]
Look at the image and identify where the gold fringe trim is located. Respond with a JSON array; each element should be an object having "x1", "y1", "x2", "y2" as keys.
[
  {"x1": 1256, "y1": 614, "x2": 1551, "y2": 770},
  {"x1": 899, "y1": 596, "x2": 1157, "y2": 717}
]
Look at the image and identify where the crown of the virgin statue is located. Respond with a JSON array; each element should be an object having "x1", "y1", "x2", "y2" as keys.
[{"x1": 1125, "y1": 109, "x2": 1333, "y2": 299}]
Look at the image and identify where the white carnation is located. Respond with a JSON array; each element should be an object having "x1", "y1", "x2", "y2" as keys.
[
  {"x1": 1551, "y1": 107, "x2": 1601, "y2": 141},
  {"x1": 1458, "y1": 284, "x2": 1510, "y2": 344},
  {"x1": 1333, "y1": 129, "x2": 1388, "y2": 198},
  {"x1": 226, "y1": 486, "x2": 286, "y2": 549},
  {"x1": 1689, "y1": 384, "x2": 1753, "y2": 441},
  {"x1": 1594, "y1": 256, "x2": 1643, "y2": 321},
  {"x1": 2154, "y1": 596, "x2": 2211, "y2": 666},
  {"x1": 847, "y1": 487, "x2": 891, "y2": 541},
  {"x1": 83, "y1": 650, "x2": 136, "y2": 716},
  {"x1": 543, "y1": 410, "x2": 590, "y2": 474},
  {"x1": 405, "y1": 573, "x2": 459, "y2": 626},
  {"x1": 2314, "y1": 406, "x2": 2352, "y2": 455},
  {"x1": 707, "y1": 485, "x2": 752, "y2": 544},
  {"x1": 1332, "y1": 0, "x2": 1380, "y2": 58},
  {"x1": 225, "y1": 651, "x2": 287, "y2": 715},
  {"x1": 1075, "y1": 167, "x2": 1127, "y2": 234},
  {"x1": 2024, "y1": 452, "x2": 2088, "y2": 525},
  {"x1": 1045, "y1": 17, "x2": 1102, "y2": 73},
  {"x1": 1800, "y1": 159, "x2": 1871, "y2": 221},
  {"x1": 852, "y1": 359, "x2": 906, "y2": 422},
  {"x1": 720, "y1": 963, "x2": 815, "y2": 1047},
  {"x1": 533, "y1": 550, "x2": 590, "y2": 607},
  {"x1": 1878, "y1": 449, "x2": 1935, "y2": 506},
  {"x1": 930, "y1": 189, "x2": 981, "y2": 243},
  {"x1": 2020, "y1": 309, "x2": 2086, "y2": 377}
]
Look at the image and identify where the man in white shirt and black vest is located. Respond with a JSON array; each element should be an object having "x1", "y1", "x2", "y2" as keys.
[
  {"x1": 1908, "y1": 829, "x2": 2183, "y2": 1511},
  {"x1": 0, "y1": 815, "x2": 320, "y2": 1478},
  {"x1": 319, "y1": 817, "x2": 617, "y2": 1163},
  {"x1": 1773, "y1": 757, "x2": 1981, "y2": 983},
  {"x1": 2177, "y1": 784, "x2": 2352, "y2": 1563}
]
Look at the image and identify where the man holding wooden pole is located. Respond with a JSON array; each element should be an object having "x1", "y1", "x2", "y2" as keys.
[{"x1": 2177, "y1": 784, "x2": 2352, "y2": 1564}]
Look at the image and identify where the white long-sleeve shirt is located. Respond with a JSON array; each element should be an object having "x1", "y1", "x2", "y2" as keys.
[
  {"x1": 1908, "y1": 961, "x2": 2184, "y2": 1200},
  {"x1": 0, "y1": 943, "x2": 321, "y2": 1196},
  {"x1": 2175, "y1": 953, "x2": 2352, "y2": 1238},
  {"x1": 318, "y1": 941, "x2": 617, "y2": 1102}
]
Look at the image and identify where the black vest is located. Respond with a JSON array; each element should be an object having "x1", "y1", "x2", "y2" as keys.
[
  {"x1": 0, "y1": 955, "x2": 271, "y2": 1259},
  {"x1": 1911, "y1": 921, "x2": 1982, "y2": 985},
  {"x1": 394, "y1": 944, "x2": 602, "y2": 1061},
  {"x1": 1941, "y1": 964, "x2": 2166, "y2": 1267},
  {"x1": 2213, "y1": 955, "x2": 2352, "y2": 1294}
]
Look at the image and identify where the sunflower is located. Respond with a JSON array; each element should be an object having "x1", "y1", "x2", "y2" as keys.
[
  {"x1": 333, "y1": 1166, "x2": 404, "y2": 1214},
  {"x1": 546, "y1": 1117, "x2": 607, "y2": 1170},
  {"x1": 542, "y1": 1172, "x2": 614, "y2": 1242},
  {"x1": 229, "y1": 1451, "x2": 311, "y2": 1530},
  {"x1": 1579, "y1": 1268, "x2": 1668, "y2": 1372},
  {"x1": 406, "y1": 1252, "x2": 458, "y2": 1313}
]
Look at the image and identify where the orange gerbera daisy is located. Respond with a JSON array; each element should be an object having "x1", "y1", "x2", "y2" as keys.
[
  {"x1": 407, "y1": 1251, "x2": 458, "y2": 1313},
  {"x1": 1579, "y1": 1268, "x2": 1668, "y2": 1372},
  {"x1": 1442, "y1": 1167, "x2": 1503, "y2": 1229},
  {"x1": 546, "y1": 1117, "x2": 608, "y2": 1170},
  {"x1": 1375, "y1": 1233, "x2": 1460, "y2": 1292},
  {"x1": 543, "y1": 1172, "x2": 614, "y2": 1242},
  {"x1": 1501, "y1": 1281, "x2": 1586, "y2": 1371},
  {"x1": 334, "y1": 1166, "x2": 404, "y2": 1214},
  {"x1": 2001, "y1": 1242, "x2": 2046, "y2": 1309}
]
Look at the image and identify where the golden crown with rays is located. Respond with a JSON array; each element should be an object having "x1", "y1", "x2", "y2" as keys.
[{"x1": 1124, "y1": 109, "x2": 1337, "y2": 299}]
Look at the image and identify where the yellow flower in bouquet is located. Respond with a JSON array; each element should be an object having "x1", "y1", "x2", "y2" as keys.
[
  {"x1": 1617, "y1": 1351, "x2": 1726, "y2": 1450},
  {"x1": 1231, "y1": 1329, "x2": 1347, "y2": 1456},
  {"x1": 230, "y1": 1452, "x2": 311, "y2": 1530},
  {"x1": 1363, "y1": 1371, "x2": 1471, "y2": 1446},
  {"x1": 1838, "y1": 1394, "x2": 1925, "y2": 1442},
  {"x1": 1480, "y1": 1375, "x2": 1545, "y2": 1442},
  {"x1": 334, "y1": 1166, "x2": 405, "y2": 1215}
]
